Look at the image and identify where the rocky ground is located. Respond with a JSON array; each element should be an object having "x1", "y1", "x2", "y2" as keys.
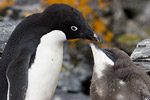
[
  {"x1": 0, "y1": 22, "x2": 17, "y2": 56},
  {"x1": 52, "y1": 89, "x2": 90, "y2": 100},
  {"x1": 131, "y1": 39, "x2": 150, "y2": 73}
]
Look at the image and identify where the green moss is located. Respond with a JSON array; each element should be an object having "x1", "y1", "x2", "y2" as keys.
[
  {"x1": 146, "y1": 28, "x2": 150, "y2": 37},
  {"x1": 116, "y1": 33, "x2": 144, "y2": 46}
]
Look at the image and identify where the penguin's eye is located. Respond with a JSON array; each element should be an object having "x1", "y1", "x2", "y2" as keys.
[{"x1": 71, "y1": 26, "x2": 78, "y2": 31}]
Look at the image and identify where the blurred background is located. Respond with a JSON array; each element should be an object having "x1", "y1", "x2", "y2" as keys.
[{"x1": 0, "y1": 0, "x2": 150, "y2": 100}]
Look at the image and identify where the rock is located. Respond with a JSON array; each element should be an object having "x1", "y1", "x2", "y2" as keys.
[
  {"x1": 111, "y1": 0, "x2": 127, "y2": 34},
  {"x1": 0, "y1": 22, "x2": 17, "y2": 56},
  {"x1": 52, "y1": 89, "x2": 90, "y2": 100},
  {"x1": 58, "y1": 70, "x2": 81, "y2": 92},
  {"x1": 110, "y1": 0, "x2": 150, "y2": 36},
  {"x1": 136, "y1": 1, "x2": 150, "y2": 27},
  {"x1": 11, "y1": 4, "x2": 42, "y2": 17},
  {"x1": 15, "y1": 0, "x2": 39, "y2": 5},
  {"x1": 121, "y1": 0, "x2": 149, "y2": 10},
  {"x1": 0, "y1": 3, "x2": 41, "y2": 22},
  {"x1": 126, "y1": 21, "x2": 147, "y2": 36},
  {"x1": 130, "y1": 39, "x2": 150, "y2": 72}
]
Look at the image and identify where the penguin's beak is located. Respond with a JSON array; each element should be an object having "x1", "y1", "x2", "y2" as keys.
[
  {"x1": 91, "y1": 32, "x2": 101, "y2": 42},
  {"x1": 80, "y1": 31, "x2": 101, "y2": 42}
]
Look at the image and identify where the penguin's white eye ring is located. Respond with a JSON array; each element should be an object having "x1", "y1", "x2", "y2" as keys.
[{"x1": 71, "y1": 26, "x2": 78, "y2": 31}]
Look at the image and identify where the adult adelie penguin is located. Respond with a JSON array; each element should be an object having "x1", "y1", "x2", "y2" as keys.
[
  {"x1": 90, "y1": 43, "x2": 150, "y2": 100},
  {"x1": 0, "y1": 4, "x2": 100, "y2": 100}
]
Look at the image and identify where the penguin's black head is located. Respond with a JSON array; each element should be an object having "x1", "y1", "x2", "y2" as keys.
[{"x1": 41, "y1": 4, "x2": 100, "y2": 41}]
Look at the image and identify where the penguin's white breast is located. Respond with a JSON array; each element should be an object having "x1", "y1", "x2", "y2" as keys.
[{"x1": 25, "y1": 30, "x2": 66, "y2": 100}]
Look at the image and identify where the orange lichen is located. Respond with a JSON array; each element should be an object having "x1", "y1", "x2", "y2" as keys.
[
  {"x1": 103, "y1": 31, "x2": 113, "y2": 42},
  {"x1": 98, "y1": 44, "x2": 112, "y2": 48},
  {"x1": 97, "y1": 0, "x2": 108, "y2": 10},
  {"x1": 93, "y1": 19, "x2": 106, "y2": 33},
  {"x1": 0, "y1": 0, "x2": 15, "y2": 10},
  {"x1": 68, "y1": 39, "x2": 78, "y2": 48},
  {"x1": 22, "y1": 13, "x2": 32, "y2": 17},
  {"x1": 40, "y1": 0, "x2": 92, "y2": 18}
]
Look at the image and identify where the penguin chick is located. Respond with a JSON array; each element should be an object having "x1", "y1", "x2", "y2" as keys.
[{"x1": 90, "y1": 43, "x2": 150, "y2": 100}]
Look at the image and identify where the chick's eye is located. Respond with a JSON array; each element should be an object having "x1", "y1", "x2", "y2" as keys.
[{"x1": 71, "y1": 26, "x2": 78, "y2": 31}]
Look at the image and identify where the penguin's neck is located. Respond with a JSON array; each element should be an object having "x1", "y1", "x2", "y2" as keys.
[
  {"x1": 90, "y1": 44, "x2": 114, "y2": 79},
  {"x1": 25, "y1": 30, "x2": 66, "y2": 100}
]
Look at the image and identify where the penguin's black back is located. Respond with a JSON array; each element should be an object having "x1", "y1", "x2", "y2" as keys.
[
  {"x1": 0, "y1": 5, "x2": 62, "y2": 99},
  {"x1": 0, "y1": 13, "x2": 41, "y2": 100},
  {"x1": 90, "y1": 48, "x2": 150, "y2": 100}
]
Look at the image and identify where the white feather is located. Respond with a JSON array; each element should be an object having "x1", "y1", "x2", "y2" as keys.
[
  {"x1": 25, "y1": 30, "x2": 66, "y2": 100},
  {"x1": 145, "y1": 98, "x2": 150, "y2": 100},
  {"x1": 6, "y1": 75, "x2": 10, "y2": 100},
  {"x1": 90, "y1": 43, "x2": 114, "y2": 78},
  {"x1": 119, "y1": 80, "x2": 125, "y2": 85},
  {"x1": 116, "y1": 94, "x2": 124, "y2": 100}
]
